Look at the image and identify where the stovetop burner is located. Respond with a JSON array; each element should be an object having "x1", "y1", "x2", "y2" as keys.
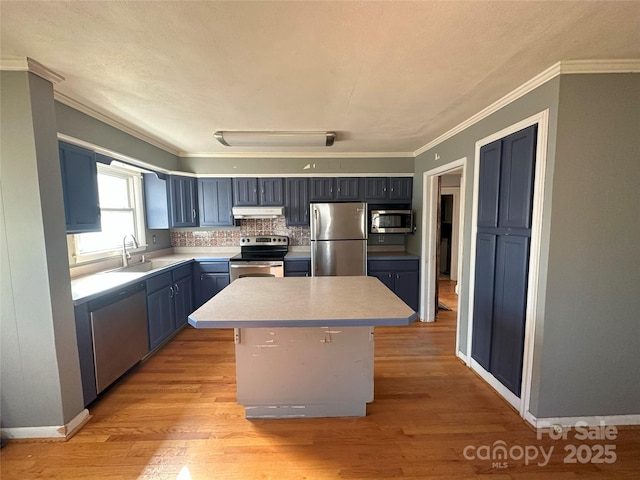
[{"x1": 230, "y1": 235, "x2": 289, "y2": 262}]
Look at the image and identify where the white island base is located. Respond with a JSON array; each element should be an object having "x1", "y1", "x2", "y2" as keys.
[
  {"x1": 235, "y1": 326, "x2": 373, "y2": 418},
  {"x1": 188, "y1": 277, "x2": 417, "y2": 419}
]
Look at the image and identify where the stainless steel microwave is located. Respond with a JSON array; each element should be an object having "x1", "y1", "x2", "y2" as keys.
[{"x1": 370, "y1": 209, "x2": 414, "y2": 234}]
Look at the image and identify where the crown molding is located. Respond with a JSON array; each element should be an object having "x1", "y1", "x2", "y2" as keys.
[
  {"x1": 179, "y1": 151, "x2": 415, "y2": 159},
  {"x1": 560, "y1": 59, "x2": 640, "y2": 74},
  {"x1": 54, "y1": 91, "x2": 181, "y2": 156},
  {"x1": 413, "y1": 59, "x2": 640, "y2": 157},
  {"x1": 0, "y1": 57, "x2": 65, "y2": 83}
]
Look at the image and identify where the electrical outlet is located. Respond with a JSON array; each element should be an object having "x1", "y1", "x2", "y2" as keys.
[
  {"x1": 152, "y1": 235, "x2": 157, "y2": 244},
  {"x1": 378, "y1": 235, "x2": 385, "y2": 243}
]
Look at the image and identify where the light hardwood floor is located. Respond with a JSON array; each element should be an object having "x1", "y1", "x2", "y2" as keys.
[{"x1": 1, "y1": 280, "x2": 638, "y2": 479}]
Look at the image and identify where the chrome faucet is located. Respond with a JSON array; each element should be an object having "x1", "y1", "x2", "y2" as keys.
[{"x1": 122, "y1": 234, "x2": 139, "y2": 267}]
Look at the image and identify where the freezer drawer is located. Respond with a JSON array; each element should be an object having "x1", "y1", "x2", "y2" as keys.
[{"x1": 311, "y1": 239, "x2": 367, "y2": 276}]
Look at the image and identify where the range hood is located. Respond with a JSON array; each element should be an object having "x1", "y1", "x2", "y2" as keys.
[{"x1": 232, "y1": 206, "x2": 285, "y2": 219}]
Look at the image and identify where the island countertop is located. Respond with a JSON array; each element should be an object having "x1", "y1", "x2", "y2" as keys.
[{"x1": 188, "y1": 276, "x2": 417, "y2": 329}]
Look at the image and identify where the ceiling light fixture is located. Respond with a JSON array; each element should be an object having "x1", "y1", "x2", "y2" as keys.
[{"x1": 213, "y1": 131, "x2": 336, "y2": 147}]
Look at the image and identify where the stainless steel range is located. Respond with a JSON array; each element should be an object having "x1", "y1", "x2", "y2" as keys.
[{"x1": 229, "y1": 235, "x2": 289, "y2": 282}]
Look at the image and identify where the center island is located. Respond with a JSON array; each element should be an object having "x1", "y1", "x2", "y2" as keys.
[{"x1": 188, "y1": 276, "x2": 417, "y2": 418}]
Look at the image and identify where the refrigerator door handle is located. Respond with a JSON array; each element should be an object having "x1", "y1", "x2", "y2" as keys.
[{"x1": 313, "y1": 207, "x2": 319, "y2": 238}]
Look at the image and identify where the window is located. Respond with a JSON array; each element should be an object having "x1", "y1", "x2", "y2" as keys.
[{"x1": 71, "y1": 163, "x2": 146, "y2": 261}]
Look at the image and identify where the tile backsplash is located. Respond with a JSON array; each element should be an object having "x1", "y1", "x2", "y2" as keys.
[{"x1": 170, "y1": 218, "x2": 310, "y2": 247}]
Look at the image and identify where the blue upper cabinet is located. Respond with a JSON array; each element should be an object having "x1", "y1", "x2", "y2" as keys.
[
  {"x1": 363, "y1": 177, "x2": 389, "y2": 202},
  {"x1": 259, "y1": 178, "x2": 284, "y2": 205},
  {"x1": 389, "y1": 177, "x2": 413, "y2": 201},
  {"x1": 335, "y1": 177, "x2": 361, "y2": 201},
  {"x1": 59, "y1": 142, "x2": 101, "y2": 234},
  {"x1": 143, "y1": 174, "x2": 198, "y2": 229},
  {"x1": 310, "y1": 177, "x2": 335, "y2": 201},
  {"x1": 233, "y1": 178, "x2": 258, "y2": 206},
  {"x1": 168, "y1": 176, "x2": 198, "y2": 227},
  {"x1": 234, "y1": 178, "x2": 284, "y2": 206},
  {"x1": 198, "y1": 178, "x2": 234, "y2": 226},
  {"x1": 285, "y1": 178, "x2": 310, "y2": 226}
]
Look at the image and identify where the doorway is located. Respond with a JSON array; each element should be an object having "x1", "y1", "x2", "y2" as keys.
[
  {"x1": 438, "y1": 175, "x2": 462, "y2": 313},
  {"x1": 420, "y1": 160, "x2": 466, "y2": 327}
]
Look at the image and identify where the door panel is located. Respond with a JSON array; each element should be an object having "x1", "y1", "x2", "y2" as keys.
[
  {"x1": 489, "y1": 236, "x2": 530, "y2": 396},
  {"x1": 499, "y1": 125, "x2": 537, "y2": 229},
  {"x1": 477, "y1": 140, "x2": 502, "y2": 228},
  {"x1": 471, "y1": 233, "x2": 497, "y2": 370},
  {"x1": 311, "y1": 240, "x2": 367, "y2": 276}
]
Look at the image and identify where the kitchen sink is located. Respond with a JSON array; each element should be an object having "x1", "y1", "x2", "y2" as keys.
[{"x1": 110, "y1": 259, "x2": 182, "y2": 273}]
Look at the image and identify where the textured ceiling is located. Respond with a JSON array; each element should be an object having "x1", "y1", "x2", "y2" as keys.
[{"x1": 1, "y1": 1, "x2": 639, "y2": 157}]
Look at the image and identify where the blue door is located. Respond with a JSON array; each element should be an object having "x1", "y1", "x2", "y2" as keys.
[{"x1": 472, "y1": 125, "x2": 537, "y2": 397}]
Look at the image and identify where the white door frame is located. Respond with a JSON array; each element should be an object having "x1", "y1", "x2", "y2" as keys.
[
  {"x1": 420, "y1": 158, "x2": 467, "y2": 325},
  {"x1": 466, "y1": 109, "x2": 549, "y2": 423}
]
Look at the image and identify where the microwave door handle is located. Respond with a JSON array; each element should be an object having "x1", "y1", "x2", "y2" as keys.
[{"x1": 371, "y1": 214, "x2": 379, "y2": 231}]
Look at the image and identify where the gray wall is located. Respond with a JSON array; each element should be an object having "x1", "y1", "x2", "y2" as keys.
[
  {"x1": 1, "y1": 72, "x2": 84, "y2": 428},
  {"x1": 180, "y1": 155, "x2": 414, "y2": 175},
  {"x1": 55, "y1": 102, "x2": 179, "y2": 171},
  {"x1": 411, "y1": 77, "x2": 561, "y2": 358},
  {"x1": 412, "y1": 73, "x2": 640, "y2": 419},
  {"x1": 531, "y1": 73, "x2": 640, "y2": 417}
]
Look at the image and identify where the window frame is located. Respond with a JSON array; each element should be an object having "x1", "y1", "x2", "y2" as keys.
[{"x1": 69, "y1": 162, "x2": 147, "y2": 264}]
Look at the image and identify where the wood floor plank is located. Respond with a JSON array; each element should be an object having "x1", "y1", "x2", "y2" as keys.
[{"x1": 1, "y1": 280, "x2": 638, "y2": 479}]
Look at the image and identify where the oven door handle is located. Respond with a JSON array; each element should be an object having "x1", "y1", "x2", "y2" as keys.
[{"x1": 230, "y1": 263, "x2": 282, "y2": 268}]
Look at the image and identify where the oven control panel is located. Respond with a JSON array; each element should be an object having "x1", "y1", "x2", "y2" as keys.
[{"x1": 240, "y1": 235, "x2": 289, "y2": 245}]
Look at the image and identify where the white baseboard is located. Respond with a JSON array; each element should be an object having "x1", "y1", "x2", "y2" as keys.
[
  {"x1": 456, "y1": 350, "x2": 469, "y2": 365},
  {"x1": 1, "y1": 408, "x2": 90, "y2": 440},
  {"x1": 530, "y1": 414, "x2": 640, "y2": 428},
  {"x1": 469, "y1": 358, "x2": 521, "y2": 411}
]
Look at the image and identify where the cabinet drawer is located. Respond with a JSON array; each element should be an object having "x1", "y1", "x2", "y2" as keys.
[
  {"x1": 146, "y1": 271, "x2": 172, "y2": 294},
  {"x1": 368, "y1": 259, "x2": 419, "y2": 272},
  {"x1": 171, "y1": 264, "x2": 192, "y2": 281},
  {"x1": 284, "y1": 259, "x2": 311, "y2": 273},
  {"x1": 197, "y1": 261, "x2": 230, "y2": 273}
]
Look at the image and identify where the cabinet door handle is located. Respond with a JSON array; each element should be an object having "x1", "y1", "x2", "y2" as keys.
[
  {"x1": 174, "y1": 283, "x2": 180, "y2": 294},
  {"x1": 169, "y1": 286, "x2": 174, "y2": 297},
  {"x1": 192, "y1": 209, "x2": 196, "y2": 220}
]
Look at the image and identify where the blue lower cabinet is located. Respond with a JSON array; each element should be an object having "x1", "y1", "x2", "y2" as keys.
[
  {"x1": 284, "y1": 258, "x2": 311, "y2": 277},
  {"x1": 195, "y1": 261, "x2": 230, "y2": 308},
  {"x1": 146, "y1": 265, "x2": 194, "y2": 351},
  {"x1": 147, "y1": 278, "x2": 174, "y2": 351},
  {"x1": 368, "y1": 258, "x2": 419, "y2": 311}
]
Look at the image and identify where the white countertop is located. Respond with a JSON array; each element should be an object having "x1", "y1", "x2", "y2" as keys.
[
  {"x1": 70, "y1": 252, "x2": 233, "y2": 305},
  {"x1": 71, "y1": 248, "x2": 419, "y2": 306},
  {"x1": 188, "y1": 276, "x2": 417, "y2": 328}
]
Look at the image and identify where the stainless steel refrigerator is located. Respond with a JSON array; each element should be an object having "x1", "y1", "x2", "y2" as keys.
[{"x1": 310, "y1": 202, "x2": 367, "y2": 276}]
